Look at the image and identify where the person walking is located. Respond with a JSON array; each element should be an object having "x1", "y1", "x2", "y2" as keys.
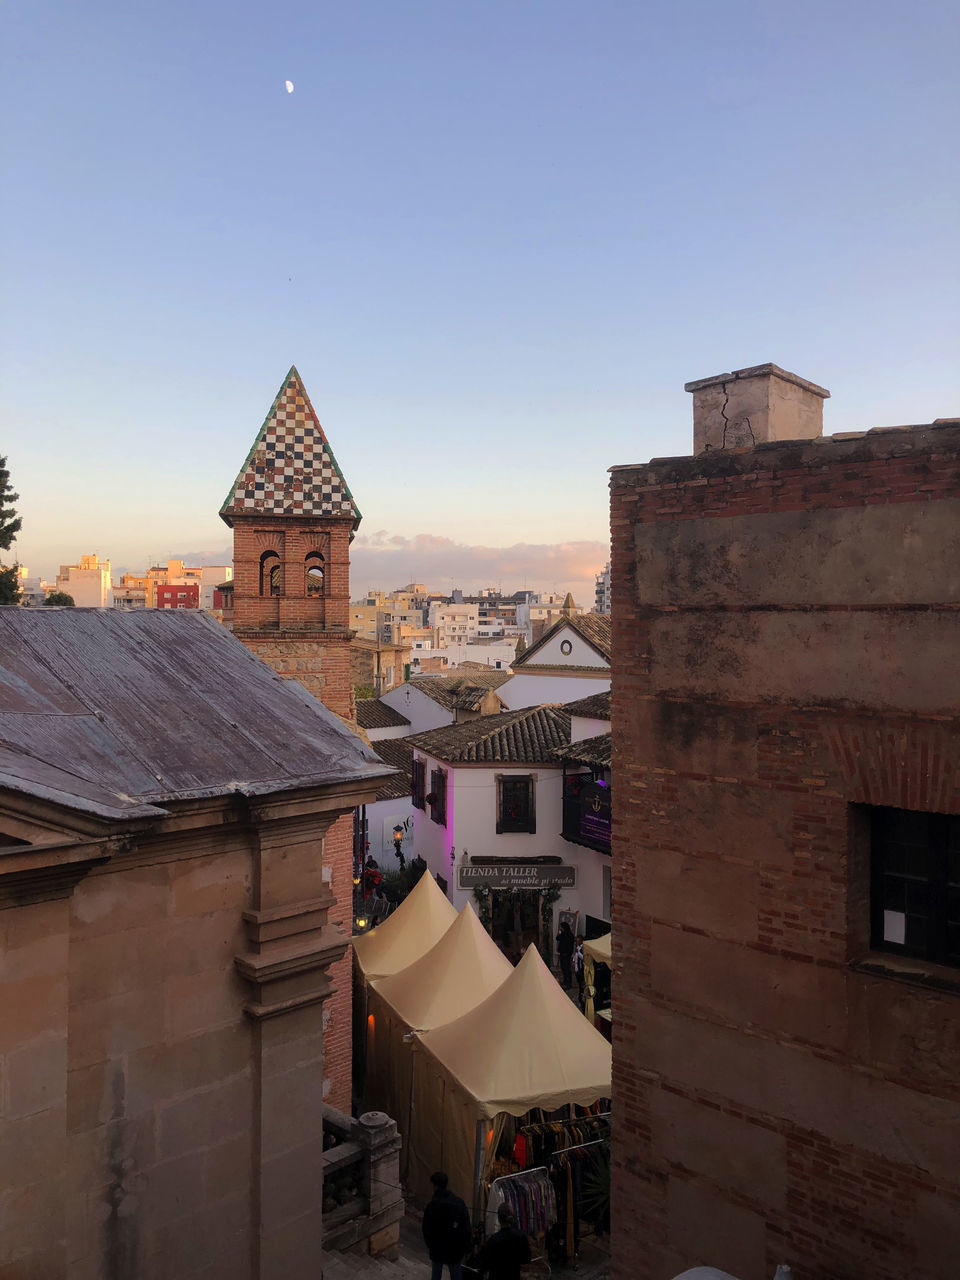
[
  {"x1": 556, "y1": 919, "x2": 575, "y2": 988},
  {"x1": 422, "y1": 1170, "x2": 472, "y2": 1280},
  {"x1": 573, "y1": 934, "x2": 585, "y2": 1008},
  {"x1": 480, "y1": 1203, "x2": 531, "y2": 1279}
]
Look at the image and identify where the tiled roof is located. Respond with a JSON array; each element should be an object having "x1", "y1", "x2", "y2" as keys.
[
  {"x1": 0, "y1": 610, "x2": 391, "y2": 821},
  {"x1": 410, "y1": 672, "x2": 512, "y2": 711},
  {"x1": 370, "y1": 738, "x2": 413, "y2": 801},
  {"x1": 220, "y1": 366, "x2": 360, "y2": 528},
  {"x1": 513, "y1": 613, "x2": 612, "y2": 667},
  {"x1": 408, "y1": 706, "x2": 571, "y2": 765},
  {"x1": 563, "y1": 690, "x2": 611, "y2": 720},
  {"x1": 356, "y1": 699, "x2": 411, "y2": 730},
  {"x1": 552, "y1": 732, "x2": 612, "y2": 768}
]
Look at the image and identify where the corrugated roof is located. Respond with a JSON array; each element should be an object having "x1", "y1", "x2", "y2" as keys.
[
  {"x1": 408, "y1": 672, "x2": 512, "y2": 711},
  {"x1": 513, "y1": 613, "x2": 612, "y2": 668},
  {"x1": 0, "y1": 610, "x2": 392, "y2": 820},
  {"x1": 552, "y1": 732, "x2": 612, "y2": 768},
  {"x1": 370, "y1": 738, "x2": 414, "y2": 801},
  {"x1": 356, "y1": 699, "x2": 411, "y2": 730},
  {"x1": 562, "y1": 690, "x2": 612, "y2": 720},
  {"x1": 408, "y1": 705, "x2": 570, "y2": 765}
]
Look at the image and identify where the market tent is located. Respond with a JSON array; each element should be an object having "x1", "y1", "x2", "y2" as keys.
[
  {"x1": 583, "y1": 932, "x2": 611, "y2": 1023},
  {"x1": 407, "y1": 945, "x2": 612, "y2": 1209},
  {"x1": 583, "y1": 933, "x2": 611, "y2": 965},
  {"x1": 352, "y1": 868, "x2": 458, "y2": 983},
  {"x1": 364, "y1": 903, "x2": 513, "y2": 1137}
]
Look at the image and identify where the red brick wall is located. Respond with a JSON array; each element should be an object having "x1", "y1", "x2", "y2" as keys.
[
  {"x1": 610, "y1": 424, "x2": 960, "y2": 1280},
  {"x1": 230, "y1": 513, "x2": 358, "y2": 1110}
]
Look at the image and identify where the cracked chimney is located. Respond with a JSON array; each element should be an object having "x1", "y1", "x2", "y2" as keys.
[{"x1": 685, "y1": 363, "x2": 830, "y2": 454}]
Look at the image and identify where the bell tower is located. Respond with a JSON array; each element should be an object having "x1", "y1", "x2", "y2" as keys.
[
  {"x1": 220, "y1": 365, "x2": 360, "y2": 720},
  {"x1": 221, "y1": 366, "x2": 361, "y2": 1110}
]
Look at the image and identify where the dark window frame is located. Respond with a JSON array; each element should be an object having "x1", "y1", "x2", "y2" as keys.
[
  {"x1": 496, "y1": 773, "x2": 536, "y2": 835},
  {"x1": 869, "y1": 805, "x2": 960, "y2": 970},
  {"x1": 411, "y1": 758, "x2": 426, "y2": 810},
  {"x1": 429, "y1": 767, "x2": 447, "y2": 826}
]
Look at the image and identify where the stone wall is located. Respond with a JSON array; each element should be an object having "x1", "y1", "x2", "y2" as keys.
[
  {"x1": 609, "y1": 423, "x2": 960, "y2": 1280},
  {"x1": 0, "y1": 786, "x2": 359, "y2": 1280}
]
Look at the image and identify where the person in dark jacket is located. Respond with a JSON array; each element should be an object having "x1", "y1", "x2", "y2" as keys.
[
  {"x1": 480, "y1": 1203, "x2": 531, "y2": 1279},
  {"x1": 422, "y1": 1170, "x2": 472, "y2": 1280},
  {"x1": 556, "y1": 920, "x2": 575, "y2": 987}
]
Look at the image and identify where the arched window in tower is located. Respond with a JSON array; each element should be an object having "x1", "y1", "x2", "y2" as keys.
[
  {"x1": 260, "y1": 551, "x2": 282, "y2": 597},
  {"x1": 305, "y1": 551, "x2": 325, "y2": 597}
]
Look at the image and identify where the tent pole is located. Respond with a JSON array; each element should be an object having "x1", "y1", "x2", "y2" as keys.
[{"x1": 472, "y1": 1118, "x2": 486, "y2": 1227}]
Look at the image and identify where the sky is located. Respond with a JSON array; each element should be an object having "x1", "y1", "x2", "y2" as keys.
[{"x1": 2, "y1": 0, "x2": 958, "y2": 603}]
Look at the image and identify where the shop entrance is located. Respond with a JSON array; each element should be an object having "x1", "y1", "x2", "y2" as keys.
[{"x1": 490, "y1": 888, "x2": 542, "y2": 964}]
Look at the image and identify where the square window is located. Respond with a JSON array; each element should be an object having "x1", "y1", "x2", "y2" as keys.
[
  {"x1": 497, "y1": 775, "x2": 536, "y2": 835},
  {"x1": 870, "y1": 806, "x2": 960, "y2": 969}
]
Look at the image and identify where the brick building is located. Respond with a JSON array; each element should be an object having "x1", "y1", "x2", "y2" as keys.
[
  {"x1": 156, "y1": 581, "x2": 200, "y2": 609},
  {"x1": 219, "y1": 367, "x2": 363, "y2": 1112},
  {"x1": 0, "y1": 609, "x2": 390, "y2": 1279},
  {"x1": 609, "y1": 363, "x2": 960, "y2": 1280}
]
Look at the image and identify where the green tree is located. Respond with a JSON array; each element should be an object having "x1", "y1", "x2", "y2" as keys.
[
  {"x1": 0, "y1": 454, "x2": 22, "y2": 605},
  {"x1": 43, "y1": 591, "x2": 75, "y2": 607}
]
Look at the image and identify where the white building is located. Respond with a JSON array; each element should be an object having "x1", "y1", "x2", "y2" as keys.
[
  {"x1": 428, "y1": 601, "x2": 480, "y2": 646},
  {"x1": 407, "y1": 705, "x2": 611, "y2": 957},
  {"x1": 594, "y1": 562, "x2": 611, "y2": 614},
  {"x1": 356, "y1": 698, "x2": 412, "y2": 743},
  {"x1": 380, "y1": 672, "x2": 511, "y2": 736},
  {"x1": 498, "y1": 613, "x2": 611, "y2": 710},
  {"x1": 56, "y1": 555, "x2": 113, "y2": 607},
  {"x1": 360, "y1": 739, "x2": 416, "y2": 868}
]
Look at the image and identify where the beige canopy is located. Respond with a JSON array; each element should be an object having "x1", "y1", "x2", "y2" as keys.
[
  {"x1": 419, "y1": 944, "x2": 612, "y2": 1119},
  {"x1": 582, "y1": 932, "x2": 611, "y2": 1021},
  {"x1": 352, "y1": 869, "x2": 458, "y2": 982},
  {"x1": 406, "y1": 946, "x2": 612, "y2": 1209},
  {"x1": 364, "y1": 904, "x2": 514, "y2": 1134},
  {"x1": 583, "y1": 932, "x2": 611, "y2": 965}
]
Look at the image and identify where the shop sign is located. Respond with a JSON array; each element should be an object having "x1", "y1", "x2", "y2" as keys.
[
  {"x1": 458, "y1": 863, "x2": 577, "y2": 890},
  {"x1": 579, "y1": 782, "x2": 611, "y2": 845}
]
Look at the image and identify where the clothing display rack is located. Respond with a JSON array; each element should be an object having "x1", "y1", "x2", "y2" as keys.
[
  {"x1": 515, "y1": 1112, "x2": 610, "y2": 1168},
  {"x1": 546, "y1": 1136, "x2": 609, "y2": 1265},
  {"x1": 485, "y1": 1166, "x2": 556, "y2": 1239}
]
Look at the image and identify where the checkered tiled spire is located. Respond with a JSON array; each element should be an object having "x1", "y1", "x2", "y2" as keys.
[{"x1": 220, "y1": 367, "x2": 361, "y2": 528}]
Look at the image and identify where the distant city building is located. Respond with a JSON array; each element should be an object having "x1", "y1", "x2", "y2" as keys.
[
  {"x1": 156, "y1": 582, "x2": 200, "y2": 610},
  {"x1": 57, "y1": 554, "x2": 113, "y2": 607},
  {"x1": 594, "y1": 561, "x2": 611, "y2": 613},
  {"x1": 14, "y1": 566, "x2": 49, "y2": 607}
]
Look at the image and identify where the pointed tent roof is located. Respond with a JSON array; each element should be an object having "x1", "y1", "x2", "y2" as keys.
[
  {"x1": 352, "y1": 870, "x2": 458, "y2": 981},
  {"x1": 418, "y1": 945, "x2": 612, "y2": 1118},
  {"x1": 370, "y1": 903, "x2": 513, "y2": 1031},
  {"x1": 583, "y1": 932, "x2": 611, "y2": 965},
  {"x1": 220, "y1": 366, "x2": 361, "y2": 530}
]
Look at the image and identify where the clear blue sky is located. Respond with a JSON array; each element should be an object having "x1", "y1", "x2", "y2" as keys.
[{"x1": 2, "y1": 0, "x2": 957, "y2": 595}]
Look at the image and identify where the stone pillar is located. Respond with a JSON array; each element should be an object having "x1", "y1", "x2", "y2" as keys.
[
  {"x1": 358, "y1": 1111, "x2": 403, "y2": 1259},
  {"x1": 234, "y1": 807, "x2": 349, "y2": 1280}
]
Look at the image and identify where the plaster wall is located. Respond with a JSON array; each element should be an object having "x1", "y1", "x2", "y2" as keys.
[
  {"x1": 380, "y1": 684, "x2": 453, "y2": 735},
  {"x1": 499, "y1": 671, "x2": 610, "y2": 711},
  {"x1": 570, "y1": 714, "x2": 610, "y2": 743},
  {"x1": 410, "y1": 756, "x2": 606, "y2": 927}
]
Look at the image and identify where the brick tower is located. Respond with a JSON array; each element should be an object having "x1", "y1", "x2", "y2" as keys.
[{"x1": 221, "y1": 366, "x2": 360, "y2": 1109}]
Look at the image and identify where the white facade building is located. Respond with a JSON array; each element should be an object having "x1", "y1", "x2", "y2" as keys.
[
  {"x1": 594, "y1": 562, "x2": 611, "y2": 614},
  {"x1": 498, "y1": 614, "x2": 611, "y2": 710},
  {"x1": 56, "y1": 555, "x2": 113, "y2": 607},
  {"x1": 407, "y1": 706, "x2": 611, "y2": 953}
]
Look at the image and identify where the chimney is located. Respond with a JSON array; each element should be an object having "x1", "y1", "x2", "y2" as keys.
[{"x1": 684, "y1": 363, "x2": 830, "y2": 454}]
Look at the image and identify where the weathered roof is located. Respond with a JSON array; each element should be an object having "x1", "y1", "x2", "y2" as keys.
[
  {"x1": 220, "y1": 366, "x2": 361, "y2": 529},
  {"x1": 408, "y1": 706, "x2": 571, "y2": 765},
  {"x1": 562, "y1": 690, "x2": 612, "y2": 720},
  {"x1": 408, "y1": 672, "x2": 512, "y2": 711},
  {"x1": 552, "y1": 732, "x2": 612, "y2": 769},
  {"x1": 370, "y1": 738, "x2": 414, "y2": 801},
  {"x1": 0, "y1": 610, "x2": 392, "y2": 822},
  {"x1": 513, "y1": 613, "x2": 612, "y2": 668},
  {"x1": 356, "y1": 699, "x2": 411, "y2": 731}
]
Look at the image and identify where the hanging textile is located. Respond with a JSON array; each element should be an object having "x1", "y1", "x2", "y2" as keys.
[{"x1": 485, "y1": 1167, "x2": 556, "y2": 1239}]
